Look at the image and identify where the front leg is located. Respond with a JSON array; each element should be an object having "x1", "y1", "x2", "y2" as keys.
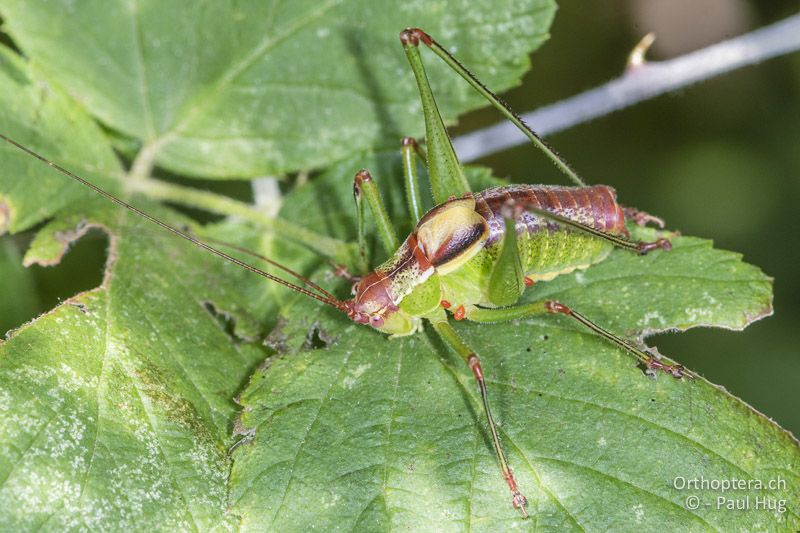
[
  {"x1": 431, "y1": 319, "x2": 529, "y2": 518},
  {"x1": 353, "y1": 170, "x2": 400, "y2": 268},
  {"x1": 466, "y1": 301, "x2": 690, "y2": 378}
]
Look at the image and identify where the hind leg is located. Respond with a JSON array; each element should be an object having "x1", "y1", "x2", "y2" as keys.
[{"x1": 465, "y1": 301, "x2": 690, "y2": 378}]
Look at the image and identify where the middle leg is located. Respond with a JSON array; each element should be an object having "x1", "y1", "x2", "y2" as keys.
[
  {"x1": 353, "y1": 170, "x2": 400, "y2": 267},
  {"x1": 431, "y1": 319, "x2": 529, "y2": 517}
]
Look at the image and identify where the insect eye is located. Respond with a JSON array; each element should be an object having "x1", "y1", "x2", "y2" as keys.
[{"x1": 370, "y1": 315, "x2": 385, "y2": 328}]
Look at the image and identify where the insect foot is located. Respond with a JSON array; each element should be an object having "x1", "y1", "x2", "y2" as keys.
[
  {"x1": 499, "y1": 198, "x2": 525, "y2": 221},
  {"x1": 329, "y1": 262, "x2": 361, "y2": 284},
  {"x1": 353, "y1": 169, "x2": 372, "y2": 194},
  {"x1": 645, "y1": 357, "x2": 693, "y2": 379},
  {"x1": 636, "y1": 238, "x2": 672, "y2": 255},
  {"x1": 401, "y1": 136, "x2": 425, "y2": 156},
  {"x1": 505, "y1": 471, "x2": 529, "y2": 518}
]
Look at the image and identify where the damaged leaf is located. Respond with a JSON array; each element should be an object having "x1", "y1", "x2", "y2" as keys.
[{"x1": 0, "y1": 2, "x2": 796, "y2": 531}]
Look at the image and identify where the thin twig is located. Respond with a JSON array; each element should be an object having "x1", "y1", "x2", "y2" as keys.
[
  {"x1": 453, "y1": 13, "x2": 800, "y2": 162},
  {"x1": 127, "y1": 138, "x2": 168, "y2": 181},
  {"x1": 252, "y1": 176, "x2": 282, "y2": 217}
]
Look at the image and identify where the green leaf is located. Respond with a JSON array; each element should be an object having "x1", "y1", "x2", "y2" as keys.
[
  {"x1": 0, "y1": 47, "x2": 122, "y2": 233},
  {"x1": 2, "y1": 136, "x2": 796, "y2": 531},
  {"x1": 0, "y1": 5, "x2": 796, "y2": 530},
  {"x1": 0, "y1": 50, "x2": 273, "y2": 525},
  {"x1": 0, "y1": 200, "x2": 274, "y2": 530},
  {"x1": 226, "y1": 155, "x2": 796, "y2": 531},
  {"x1": 0, "y1": 0, "x2": 555, "y2": 178}
]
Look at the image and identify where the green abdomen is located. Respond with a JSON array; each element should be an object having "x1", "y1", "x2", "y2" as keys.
[
  {"x1": 439, "y1": 230, "x2": 614, "y2": 307},
  {"x1": 437, "y1": 184, "x2": 627, "y2": 306},
  {"x1": 519, "y1": 229, "x2": 613, "y2": 281}
]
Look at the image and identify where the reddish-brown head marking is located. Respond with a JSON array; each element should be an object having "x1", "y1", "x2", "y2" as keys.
[{"x1": 347, "y1": 271, "x2": 396, "y2": 327}]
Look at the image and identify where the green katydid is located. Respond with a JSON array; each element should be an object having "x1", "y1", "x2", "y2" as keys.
[{"x1": 0, "y1": 27, "x2": 687, "y2": 518}]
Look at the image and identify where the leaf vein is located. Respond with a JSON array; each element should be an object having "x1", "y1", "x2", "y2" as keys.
[
  {"x1": 166, "y1": 0, "x2": 341, "y2": 142},
  {"x1": 259, "y1": 351, "x2": 352, "y2": 526}
]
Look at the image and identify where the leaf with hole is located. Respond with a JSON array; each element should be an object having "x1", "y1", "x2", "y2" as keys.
[{"x1": 0, "y1": 2, "x2": 797, "y2": 531}]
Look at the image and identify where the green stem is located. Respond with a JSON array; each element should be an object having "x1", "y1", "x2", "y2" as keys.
[
  {"x1": 127, "y1": 178, "x2": 357, "y2": 265},
  {"x1": 127, "y1": 139, "x2": 167, "y2": 181}
]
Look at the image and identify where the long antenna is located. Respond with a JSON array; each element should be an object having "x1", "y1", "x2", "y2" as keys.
[
  {"x1": 0, "y1": 133, "x2": 346, "y2": 311},
  {"x1": 187, "y1": 231, "x2": 339, "y2": 302}
]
